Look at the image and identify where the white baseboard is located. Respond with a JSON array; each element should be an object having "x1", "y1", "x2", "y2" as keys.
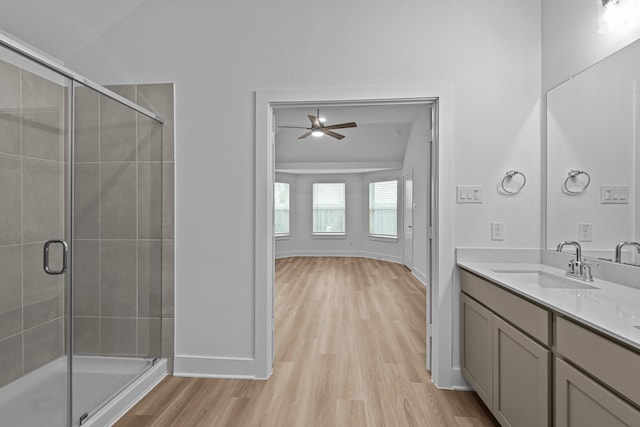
[
  {"x1": 173, "y1": 355, "x2": 263, "y2": 379},
  {"x1": 411, "y1": 268, "x2": 427, "y2": 286},
  {"x1": 450, "y1": 367, "x2": 472, "y2": 391},
  {"x1": 276, "y1": 250, "x2": 402, "y2": 264}
]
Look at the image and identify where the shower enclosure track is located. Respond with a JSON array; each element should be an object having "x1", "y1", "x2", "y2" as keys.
[{"x1": 0, "y1": 32, "x2": 164, "y2": 124}]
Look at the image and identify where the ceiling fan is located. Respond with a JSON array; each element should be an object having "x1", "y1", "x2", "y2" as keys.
[{"x1": 278, "y1": 108, "x2": 357, "y2": 140}]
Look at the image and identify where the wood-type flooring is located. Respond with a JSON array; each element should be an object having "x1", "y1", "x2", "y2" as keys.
[{"x1": 115, "y1": 257, "x2": 498, "y2": 426}]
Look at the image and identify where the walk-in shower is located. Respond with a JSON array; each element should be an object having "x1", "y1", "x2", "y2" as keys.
[{"x1": 0, "y1": 34, "x2": 171, "y2": 426}]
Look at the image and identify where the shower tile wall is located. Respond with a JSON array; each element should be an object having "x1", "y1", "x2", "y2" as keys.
[
  {"x1": 72, "y1": 83, "x2": 174, "y2": 365},
  {"x1": 0, "y1": 59, "x2": 65, "y2": 387}
]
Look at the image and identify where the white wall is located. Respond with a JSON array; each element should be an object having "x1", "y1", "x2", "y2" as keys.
[
  {"x1": 62, "y1": 0, "x2": 542, "y2": 387},
  {"x1": 275, "y1": 171, "x2": 403, "y2": 263},
  {"x1": 543, "y1": 0, "x2": 640, "y2": 91}
]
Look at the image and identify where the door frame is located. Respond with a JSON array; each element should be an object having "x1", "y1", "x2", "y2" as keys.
[{"x1": 255, "y1": 85, "x2": 454, "y2": 386}]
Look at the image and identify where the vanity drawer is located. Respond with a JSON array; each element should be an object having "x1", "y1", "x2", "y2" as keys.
[
  {"x1": 460, "y1": 268, "x2": 551, "y2": 345},
  {"x1": 556, "y1": 316, "x2": 640, "y2": 405}
]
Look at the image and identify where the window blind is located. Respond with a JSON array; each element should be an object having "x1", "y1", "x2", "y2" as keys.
[
  {"x1": 312, "y1": 183, "x2": 345, "y2": 234},
  {"x1": 274, "y1": 182, "x2": 290, "y2": 235},
  {"x1": 369, "y1": 180, "x2": 398, "y2": 237}
]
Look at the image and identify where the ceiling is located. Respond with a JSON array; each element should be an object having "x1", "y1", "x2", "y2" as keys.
[
  {"x1": 0, "y1": 0, "x2": 149, "y2": 63},
  {"x1": 275, "y1": 103, "x2": 428, "y2": 174}
]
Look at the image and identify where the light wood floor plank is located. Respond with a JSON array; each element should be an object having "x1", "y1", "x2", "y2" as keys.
[{"x1": 115, "y1": 257, "x2": 498, "y2": 426}]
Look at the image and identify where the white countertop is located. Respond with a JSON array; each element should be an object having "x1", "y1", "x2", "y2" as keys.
[{"x1": 457, "y1": 261, "x2": 640, "y2": 351}]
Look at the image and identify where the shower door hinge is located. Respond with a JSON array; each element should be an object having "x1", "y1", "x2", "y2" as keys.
[{"x1": 79, "y1": 413, "x2": 89, "y2": 425}]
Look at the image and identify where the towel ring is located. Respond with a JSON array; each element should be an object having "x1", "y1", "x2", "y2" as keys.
[
  {"x1": 563, "y1": 170, "x2": 591, "y2": 194},
  {"x1": 501, "y1": 170, "x2": 526, "y2": 194}
]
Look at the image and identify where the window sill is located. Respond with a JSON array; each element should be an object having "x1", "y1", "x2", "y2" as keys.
[
  {"x1": 275, "y1": 234, "x2": 291, "y2": 241},
  {"x1": 368, "y1": 234, "x2": 398, "y2": 243},
  {"x1": 312, "y1": 233, "x2": 346, "y2": 239}
]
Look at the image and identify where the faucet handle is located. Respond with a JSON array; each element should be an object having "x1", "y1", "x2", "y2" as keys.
[
  {"x1": 582, "y1": 263, "x2": 594, "y2": 282},
  {"x1": 567, "y1": 258, "x2": 575, "y2": 274}
]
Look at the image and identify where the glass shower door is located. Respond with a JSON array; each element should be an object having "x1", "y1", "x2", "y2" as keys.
[
  {"x1": 0, "y1": 46, "x2": 71, "y2": 427},
  {"x1": 71, "y1": 82, "x2": 163, "y2": 425}
]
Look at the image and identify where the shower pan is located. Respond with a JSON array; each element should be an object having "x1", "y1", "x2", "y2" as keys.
[{"x1": 0, "y1": 34, "x2": 168, "y2": 426}]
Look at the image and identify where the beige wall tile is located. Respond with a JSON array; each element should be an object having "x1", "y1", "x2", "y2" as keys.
[
  {"x1": 100, "y1": 162, "x2": 136, "y2": 239},
  {"x1": 22, "y1": 158, "x2": 63, "y2": 243},
  {"x1": 23, "y1": 319, "x2": 63, "y2": 374},
  {"x1": 0, "y1": 113, "x2": 21, "y2": 155},
  {"x1": 101, "y1": 317, "x2": 136, "y2": 356},
  {"x1": 162, "y1": 240, "x2": 174, "y2": 318},
  {"x1": 138, "y1": 240, "x2": 162, "y2": 318},
  {"x1": 0, "y1": 334, "x2": 22, "y2": 387},
  {"x1": 73, "y1": 240, "x2": 99, "y2": 317},
  {"x1": 162, "y1": 162, "x2": 174, "y2": 239},
  {"x1": 22, "y1": 110, "x2": 63, "y2": 162},
  {"x1": 0, "y1": 245, "x2": 22, "y2": 339},
  {"x1": 73, "y1": 317, "x2": 100, "y2": 355},
  {"x1": 138, "y1": 318, "x2": 161, "y2": 358},
  {"x1": 73, "y1": 163, "x2": 100, "y2": 239},
  {"x1": 100, "y1": 240, "x2": 137, "y2": 317},
  {"x1": 0, "y1": 154, "x2": 22, "y2": 245},
  {"x1": 100, "y1": 95, "x2": 136, "y2": 162},
  {"x1": 138, "y1": 162, "x2": 162, "y2": 239},
  {"x1": 74, "y1": 86, "x2": 100, "y2": 162},
  {"x1": 137, "y1": 114, "x2": 162, "y2": 161},
  {"x1": 136, "y1": 83, "x2": 174, "y2": 161}
]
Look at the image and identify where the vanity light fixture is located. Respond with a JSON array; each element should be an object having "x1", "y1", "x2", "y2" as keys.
[{"x1": 599, "y1": 0, "x2": 640, "y2": 33}]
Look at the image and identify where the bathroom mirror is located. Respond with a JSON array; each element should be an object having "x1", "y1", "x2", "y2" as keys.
[{"x1": 546, "y1": 37, "x2": 640, "y2": 262}]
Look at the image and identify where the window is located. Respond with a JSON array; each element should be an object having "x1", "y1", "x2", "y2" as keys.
[
  {"x1": 274, "y1": 182, "x2": 290, "y2": 236},
  {"x1": 312, "y1": 183, "x2": 346, "y2": 234},
  {"x1": 369, "y1": 179, "x2": 398, "y2": 237}
]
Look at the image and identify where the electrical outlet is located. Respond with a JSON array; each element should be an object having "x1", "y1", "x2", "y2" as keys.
[
  {"x1": 578, "y1": 223, "x2": 592, "y2": 242},
  {"x1": 491, "y1": 222, "x2": 504, "y2": 241}
]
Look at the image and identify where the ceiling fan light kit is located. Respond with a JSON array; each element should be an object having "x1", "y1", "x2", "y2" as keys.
[{"x1": 278, "y1": 108, "x2": 357, "y2": 140}]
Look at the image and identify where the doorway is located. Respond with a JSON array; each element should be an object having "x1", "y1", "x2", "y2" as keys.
[{"x1": 254, "y1": 88, "x2": 440, "y2": 380}]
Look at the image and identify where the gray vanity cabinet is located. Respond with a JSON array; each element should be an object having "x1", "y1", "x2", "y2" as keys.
[
  {"x1": 460, "y1": 269, "x2": 551, "y2": 427},
  {"x1": 461, "y1": 293, "x2": 493, "y2": 409},
  {"x1": 555, "y1": 317, "x2": 640, "y2": 426},
  {"x1": 492, "y1": 316, "x2": 550, "y2": 427},
  {"x1": 555, "y1": 358, "x2": 640, "y2": 427}
]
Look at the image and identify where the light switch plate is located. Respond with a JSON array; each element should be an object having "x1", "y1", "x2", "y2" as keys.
[
  {"x1": 457, "y1": 185, "x2": 483, "y2": 204},
  {"x1": 601, "y1": 185, "x2": 629, "y2": 204}
]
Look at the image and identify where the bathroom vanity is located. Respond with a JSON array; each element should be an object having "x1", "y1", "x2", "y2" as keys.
[{"x1": 457, "y1": 258, "x2": 640, "y2": 427}]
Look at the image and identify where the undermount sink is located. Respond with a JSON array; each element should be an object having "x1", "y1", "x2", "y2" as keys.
[{"x1": 491, "y1": 269, "x2": 600, "y2": 290}]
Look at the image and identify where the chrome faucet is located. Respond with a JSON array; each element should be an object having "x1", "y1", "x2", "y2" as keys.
[
  {"x1": 557, "y1": 241, "x2": 593, "y2": 282},
  {"x1": 614, "y1": 241, "x2": 640, "y2": 264}
]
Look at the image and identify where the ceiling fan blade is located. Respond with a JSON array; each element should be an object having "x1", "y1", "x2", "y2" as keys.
[
  {"x1": 323, "y1": 130, "x2": 345, "y2": 140},
  {"x1": 307, "y1": 115, "x2": 320, "y2": 128},
  {"x1": 323, "y1": 122, "x2": 357, "y2": 130},
  {"x1": 278, "y1": 125, "x2": 310, "y2": 129},
  {"x1": 298, "y1": 131, "x2": 312, "y2": 139}
]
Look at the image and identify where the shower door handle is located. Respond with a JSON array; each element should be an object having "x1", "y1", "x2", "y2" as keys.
[{"x1": 43, "y1": 240, "x2": 68, "y2": 275}]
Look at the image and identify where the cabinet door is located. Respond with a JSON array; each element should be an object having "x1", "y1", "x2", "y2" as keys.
[
  {"x1": 556, "y1": 358, "x2": 640, "y2": 427},
  {"x1": 492, "y1": 316, "x2": 550, "y2": 427},
  {"x1": 460, "y1": 293, "x2": 493, "y2": 409}
]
